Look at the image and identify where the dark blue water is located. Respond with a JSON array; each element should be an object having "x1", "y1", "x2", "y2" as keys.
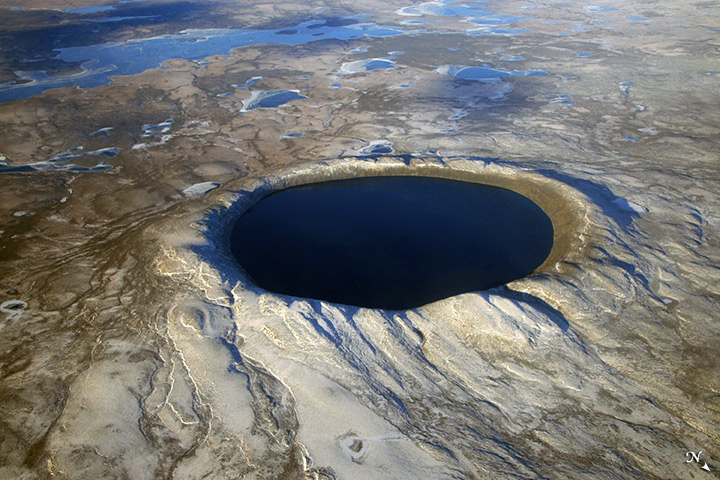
[{"x1": 230, "y1": 176, "x2": 554, "y2": 309}]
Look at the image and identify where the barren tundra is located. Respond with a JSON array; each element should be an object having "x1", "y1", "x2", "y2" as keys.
[{"x1": 0, "y1": 0, "x2": 719, "y2": 478}]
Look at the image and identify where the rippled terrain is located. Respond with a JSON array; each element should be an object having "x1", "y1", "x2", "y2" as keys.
[{"x1": 1, "y1": 0, "x2": 719, "y2": 478}]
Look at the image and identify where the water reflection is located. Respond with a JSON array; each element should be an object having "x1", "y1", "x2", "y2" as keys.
[
  {"x1": 241, "y1": 90, "x2": 307, "y2": 111},
  {"x1": 340, "y1": 58, "x2": 397, "y2": 74},
  {"x1": 0, "y1": 0, "x2": 543, "y2": 103},
  {"x1": 0, "y1": 18, "x2": 405, "y2": 102}
]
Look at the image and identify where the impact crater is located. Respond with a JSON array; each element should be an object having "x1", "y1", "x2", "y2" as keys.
[{"x1": 225, "y1": 161, "x2": 588, "y2": 310}]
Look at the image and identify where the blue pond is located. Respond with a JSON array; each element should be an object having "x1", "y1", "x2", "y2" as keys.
[
  {"x1": 230, "y1": 176, "x2": 554, "y2": 309},
  {"x1": 340, "y1": 58, "x2": 396, "y2": 74},
  {"x1": 241, "y1": 90, "x2": 307, "y2": 111}
]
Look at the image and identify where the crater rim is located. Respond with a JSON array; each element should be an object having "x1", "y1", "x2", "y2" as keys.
[{"x1": 210, "y1": 157, "x2": 592, "y2": 307}]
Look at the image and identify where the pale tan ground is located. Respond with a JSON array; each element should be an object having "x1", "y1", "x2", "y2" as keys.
[{"x1": 1, "y1": 0, "x2": 719, "y2": 478}]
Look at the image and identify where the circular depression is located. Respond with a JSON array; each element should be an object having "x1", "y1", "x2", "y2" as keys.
[{"x1": 229, "y1": 174, "x2": 556, "y2": 310}]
